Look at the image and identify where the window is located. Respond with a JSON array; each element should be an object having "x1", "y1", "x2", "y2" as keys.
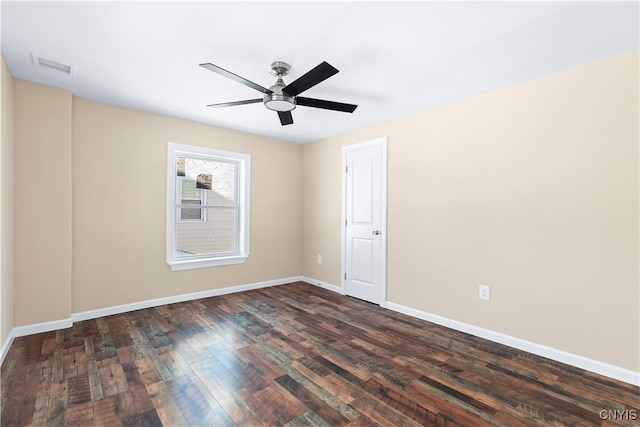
[{"x1": 166, "y1": 143, "x2": 250, "y2": 271}]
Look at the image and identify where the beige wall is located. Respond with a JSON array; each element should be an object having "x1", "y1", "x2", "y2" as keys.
[
  {"x1": 1, "y1": 57, "x2": 15, "y2": 347},
  {"x1": 302, "y1": 50, "x2": 639, "y2": 372},
  {"x1": 13, "y1": 80, "x2": 73, "y2": 326},
  {"x1": 71, "y1": 98, "x2": 302, "y2": 313}
]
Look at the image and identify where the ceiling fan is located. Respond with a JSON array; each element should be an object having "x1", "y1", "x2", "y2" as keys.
[{"x1": 199, "y1": 60, "x2": 358, "y2": 126}]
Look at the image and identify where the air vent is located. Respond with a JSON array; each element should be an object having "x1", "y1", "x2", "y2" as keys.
[{"x1": 31, "y1": 54, "x2": 76, "y2": 76}]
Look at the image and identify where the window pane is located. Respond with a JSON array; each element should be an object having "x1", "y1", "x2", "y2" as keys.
[
  {"x1": 183, "y1": 157, "x2": 236, "y2": 206},
  {"x1": 181, "y1": 179, "x2": 202, "y2": 200},
  {"x1": 180, "y1": 200, "x2": 202, "y2": 220},
  {"x1": 176, "y1": 207, "x2": 236, "y2": 256}
]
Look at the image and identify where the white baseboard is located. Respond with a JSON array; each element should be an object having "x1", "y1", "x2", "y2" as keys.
[
  {"x1": 0, "y1": 328, "x2": 16, "y2": 366},
  {"x1": 385, "y1": 301, "x2": 640, "y2": 387},
  {"x1": 13, "y1": 317, "x2": 74, "y2": 338},
  {"x1": 300, "y1": 276, "x2": 343, "y2": 294},
  {"x1": 72, "y1": 276, "x2": 304, "y2": 322}
]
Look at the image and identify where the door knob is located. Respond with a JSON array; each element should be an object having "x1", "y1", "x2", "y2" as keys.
[{"x1": 373, "y1": 230, "x2": 380, "y2": 235}]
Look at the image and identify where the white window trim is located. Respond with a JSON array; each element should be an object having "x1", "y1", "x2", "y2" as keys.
[{"x1": 166, "y1": 142, "x2": 250, "y2": 271}]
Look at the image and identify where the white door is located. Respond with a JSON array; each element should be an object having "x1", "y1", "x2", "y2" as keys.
[{"x1": 343, "y1": 137, "x2": 387, "y2": 305}]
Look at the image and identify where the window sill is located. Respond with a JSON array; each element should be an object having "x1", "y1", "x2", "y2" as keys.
[{"x1": 167, "y1": 255, "x2": 248, "y2": 271}]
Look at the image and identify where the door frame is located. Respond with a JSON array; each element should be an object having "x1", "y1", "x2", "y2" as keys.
[{"x1": 341, "y1": 136, "x2": 388, "y2": 308}]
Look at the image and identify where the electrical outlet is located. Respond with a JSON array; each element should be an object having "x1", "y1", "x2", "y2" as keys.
[
  {"x1": 317, "y1": 254, "x2": 323, "y2": 264},
  {"x1": 479, "y1": 285, "x2": 491, "y2": 301}
]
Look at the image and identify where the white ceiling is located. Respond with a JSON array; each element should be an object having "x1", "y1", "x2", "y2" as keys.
[{"x1": 2, "y1": 1, "x2": 638, "y2": 144}]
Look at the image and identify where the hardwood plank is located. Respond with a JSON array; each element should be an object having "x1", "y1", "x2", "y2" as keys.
[
  {"x1": 114, "y1": 390, "x2": 138, "y2": 420},
  {"x1": 51, "y1": 335, "x2": 64, "y2": 383},
  {"x1": 276, "y1": 374, "x2": 351, "y2": 427},
  {"x1": 257, "y1": 344, "x2": 360, "y2": 422},
  {"x1": 188, "y1": 373, "x2": 237, "y2": 426},
  {"x1": 290, "y1": 359, "x2": 357, "y2": 404},
  {"x1": 363, "y1": 376, "x2": 467, "y2": 426},
  {"x1": 252, "y1": 384, "x2": 308, "y2": 425},
  {"x1": 213, "y1": 346, "x2": 270, "y2": 393},
  {"x1": 120, "y1": 408, "x2": 163, "y2": 427},
  {"x1": 2, "y1": 360, "x2": 51, "y2": 426},
  {"x1": 417, "y1": 375, "x2": 498, "y2": 414},
  {"x1": 30, "y1": 392, "x2": 51, "y2": 426},
  {"x1": 313, "y1": 354, "x2": 365, "y2": 386},
  {"x1": 121, "y1": 362, "x2": 155, "y2": 414},
  {"x1": 146, "y1": 381, "x2": 189, "y2": 427},
  {"x1": 191, "y1": 359, "x2": 266, "y2": 426},
  {"x1": 84, "y1": 336, "x2": 104, "y2": 401},
  {"x1": 97, "y1": 358, "x2": 121, "y2": 398},
  {"x1": 66, "y1": 401, "x2": 94, "y2": 427},
  {"x1": 63, "y1": 345, "x2": 87, "y2": 379},
  {"x1": 129, "y1": 329, "x2": 173, "y2": 382},
  {"x1": 237, "y1": 345, "x2": 287, "y2": 381},
  {"x1": 92, "y1": 334, "x2": 118, "y2": 362},
  {"x1": 133, "y1": 357, "x2": 163, "y2": 386},
  {"x1": 45, "y1": 378, "x2": 68, "y2": 426},
  {"x1": 104, "y1": 316, "x2": 134, "y2": 349},
  {"x1": 348, "y1": 387, "x2": 425, "y2": 427},
  {"x1": 285, "y1": 410, "x2": 333, "y2": 427},
  {"x1": 166, "y1": 375, "x2": 218, "y2": 426},
  {"x1": 40, "y1": 337, "x2": 56, "y2": 361},
  {"x1": 29, "y1": 360, "x2": 53, "y2": 426},
  {"x1": 92, "y1": 396, "x2": 123, "y2": 427},
  {"x1": 67, "y1": 374, "x2": 92, "y2": 404},
  {"x1": 157, "y1": 346, "x2": 193, "y2": 379}
]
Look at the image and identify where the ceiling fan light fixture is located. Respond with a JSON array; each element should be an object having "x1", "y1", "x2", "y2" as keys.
[{"x1": 264, "y1": 93, "x2": 296, "y2": 112}]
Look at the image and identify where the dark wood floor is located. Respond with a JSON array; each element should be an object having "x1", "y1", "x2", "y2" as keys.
[{"x1": 1, "y1": 282, "x2": 638, "y2": 426}]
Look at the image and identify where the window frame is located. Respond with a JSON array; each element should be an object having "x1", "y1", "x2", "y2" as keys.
[{"x1": 166, "y1": 142, "x2": 250, "y2": 271}]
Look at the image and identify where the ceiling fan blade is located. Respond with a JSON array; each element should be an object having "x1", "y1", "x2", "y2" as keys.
[
  {"x1": 206, "y1": 99, "x2": 263, "y2": 108},
  {"x1": 282, "y1": 61, "x2": 338, "y2": 96},
  {"x1": 296, "y1": 97, "x2": 358, "y2": 113},
  {"x1": 200, "y1": 63, "x2": 273, "y2": 94},
  {"x1": 278, "y1": 111, "x2": 294, "y2": 126}
]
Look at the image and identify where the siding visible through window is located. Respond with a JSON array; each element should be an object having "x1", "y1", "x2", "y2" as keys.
[{"x1": 179, "y1": 178, "x2": 205, "y2": 221}]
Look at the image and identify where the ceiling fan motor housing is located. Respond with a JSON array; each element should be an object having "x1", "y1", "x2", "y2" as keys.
[{"x1": 264, "y1": 76, "x2": 296, "y2": 112}]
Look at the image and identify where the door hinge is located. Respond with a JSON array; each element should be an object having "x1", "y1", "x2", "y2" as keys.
[
  {"x1": 345, "y1": 219, "x2": 347, "y2": 227},
  {"x1": 345, "y1": 166, "x2": 348, "y2": 173},
  {"x1": 344, "y1": 273, "x2": 347, "y2": 280}
]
